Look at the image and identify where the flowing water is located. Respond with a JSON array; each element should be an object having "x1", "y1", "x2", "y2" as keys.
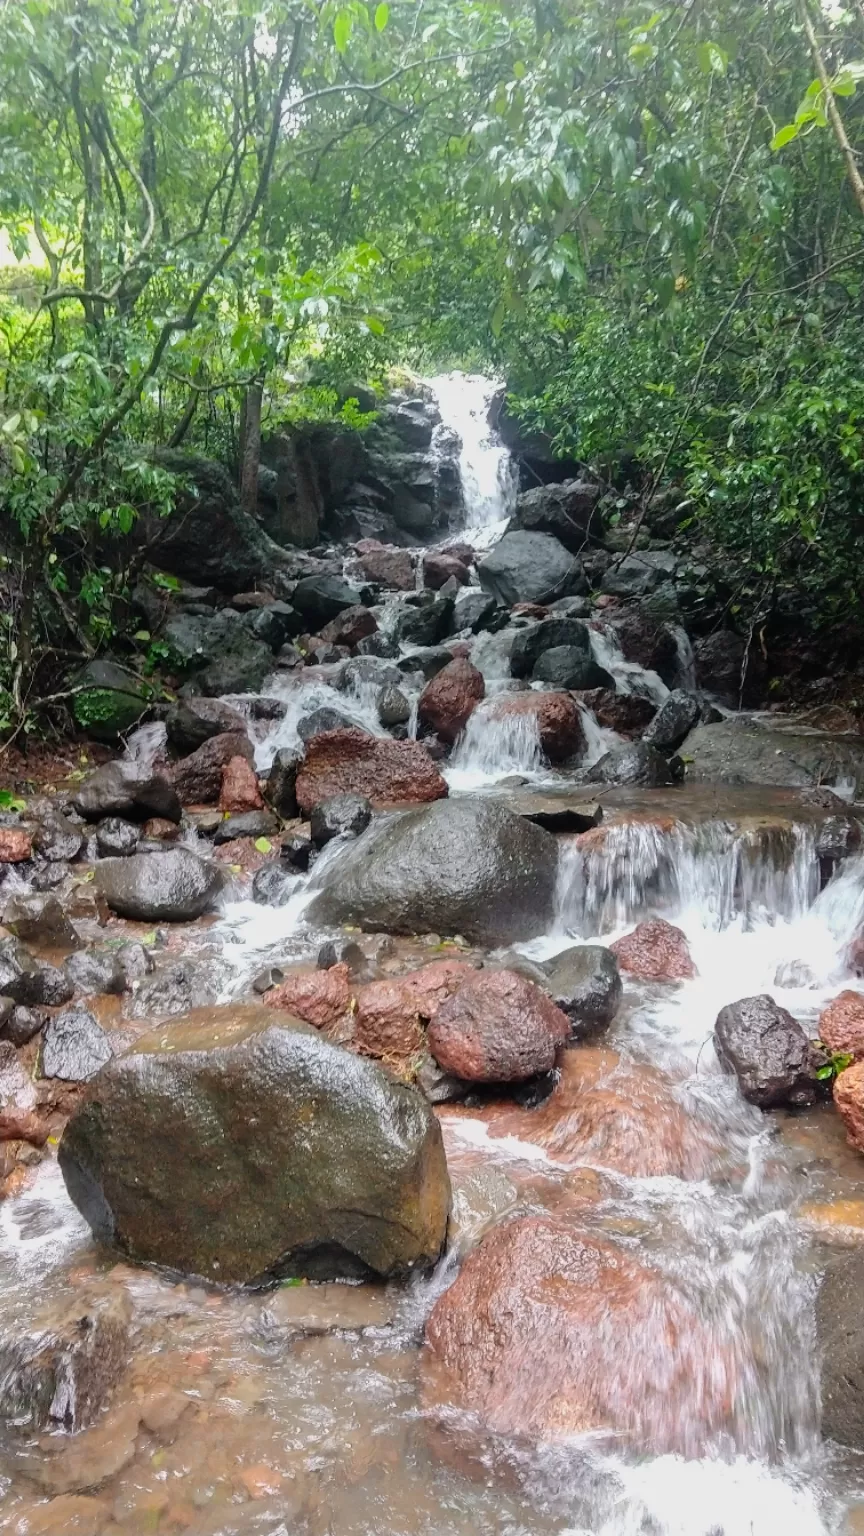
[
  {"x1": 426, "y1": 371, "x2": 518, "y2": 548},
  {"x1": 3, "y1": 379, "x2": 864, "y2": 1534}
]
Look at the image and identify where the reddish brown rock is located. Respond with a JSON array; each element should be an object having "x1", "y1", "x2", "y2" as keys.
[
  {"x1": 422, "y1": 1212, "x2": 734, "y2": 1456},
  {"x1": 319, "y1": 606, "x2": 378, "y2": 649},
  {"x1": 577, "y1": 688, "x2": 657, "y2": 738},
  {"x1": 354, "y1": 960, "x2": 474, "y2": 1063},
  {"x1": 610, "y1": 918, "x2": 696, "y2": 981},
  {"x1": 141, "y1": 817, "x2": 181, "y2": 842},
  {"x1": 295, "y1": 730, "x2": 448, "y2": 815},
  {"x1": 428, "y1": 969, "x2": 569, "y2": 1083},
  {"x1": 847, "y1": 935, "x2": 864, "y2": 977},
  {"x1": 511, "y1": 603, "x2": 549, "y2": 619},
  {"x1": 171, "y1": 732, "x2": 254, "y2": 806},
  {"x1": 418, "y1": 659, "x2": 485, "y2": 746},
  {"x1": 220, "y1": 756, "x2": 264, "y2": 814},
  {"x1": 441, "y1": 543, "x2": 475, "y2": 568},
  {"x1": 354, "y1": 540, "x2": 415, "y2": 591},
  {"x1": 266, "y1": 964, "x2": 353, "y2": 1028},
  {"x1": 493, "y1": 692, "x2": 584, "y2": 764},
  {"x1": 834, "y1": 1060, "x2": 864, "y2": 1154},
  {"x1": 819, "y1": 991, "x2": 864, "y2": 1061},
  {"x1": 424, "y1": 553, "x2": 470, "y2": 590},
  {"x1": 0, "y1": 828, "x2": 32, "y2": 864}
]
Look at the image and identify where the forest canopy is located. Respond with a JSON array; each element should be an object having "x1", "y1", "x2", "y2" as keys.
[{"x1": 1, "y1": 0, "x2": 864, "y2": 729}]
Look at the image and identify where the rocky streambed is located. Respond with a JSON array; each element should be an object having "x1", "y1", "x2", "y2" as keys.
[{"x1": 4, "y1": 380, "x2": 864, "y2": 1534}]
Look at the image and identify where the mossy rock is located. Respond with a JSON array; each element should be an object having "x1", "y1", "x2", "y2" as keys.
[{"x1": 73, "y1": 660, "x2": 150, "y2": 742}]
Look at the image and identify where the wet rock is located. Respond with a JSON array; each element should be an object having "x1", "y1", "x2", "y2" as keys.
[
  {"x1": 817, "y1": 815, "x2": 863, "y2": 865},
  {"x1": 423, "y1": 1212, "x2": 721, "y2": 1454},
  {"x1": 395, "y1": 595, "x2": 454, "y2": 647},
  {"x1": 478, "y1": 532, "x2": 583, "y2": 607},
  {"x1": 42, "y1": 1008, "x2": 112, "y2": 1082},
  {"x1": 0, "y1": 939, "x2": 73, "y2": 1007},
  {"x1": 5, "y1": 1005, "x2": 48, "y2": 1046},
  {"x1": 532, "y1": 646, "x2": 613, "y2": 690},
  {"x1": 680, "y1": 719, "x2": 864, "y2": 796},
  {"x1": 296, "y1": 730, "x2": 448, "y2": 815},
  {"x1": 115, "y1": 942, "x2": 155, "y2": 985},
  {"x1": 213, "y1": 809, "x2": 277, "y2": 844},
  {"x1": 310, "y1": 793, "x2": 372, "y2": 846},
  {"x1": 396, "y1": 645, "x2": 454, "y2": 681},
  {"x1": 165, "y1": 697, "x2": 247, "y2": 754},
  {"x1": 71, "y1": 763, "x2": 181, "y2": 825},
  {"x1": 509, "y1": 479, "x2": 601, "y2": 552},
  {"x1": 714, "y1": 994, "x2": 823, "y2": 1108},
  {"x1": 2, "y1": 892, "x2": 81, "y2": 950},
  {"x1": 509, "y1": 616, "x2": 591, "y2": 679},
  {"x1": 64, "y1": 949, "x2": 128, "y2": 998},
  {"x1": 584, "y1": 743, "x2": 674, "y2": 787},
  {"x1": 94, "y1": 817, "x2": 140, "y2": 858},
  {"x1": 543, "y1": 945, "x2": 622, "y2": 1035},
  {"x1": 319, "y1": 605, "x2": 378, "y2": 649},
  {"x1": 352, "y1": 960, "x2": 474, "y2": 1063},
  {"x1": 377, "y1": 684, "x2": 412, "y2": 728},
  {"x1": 642, "y1": 690, "x2": 704, "y2": 753},
  {"x1": 252, "y1": 863, "x2": 300, "y2": 907},
  {"x1": 308, "y1": 798, "x2": 558, "y2": 947},
  {"x1": 95, "y1": 849, "x2": 224, "y2": 922},
  {"x1": 416, "y1": 1055, "x2": 470, "y2": 1105},
  {"x1": 816, "y1": 1249, "x2": 864, "y2": 1450},
  {"x1": 31, "y1": 812, "x2": 85, "y2": 863},
  {"x1": 282, "y1": 833, "x2": 314, "y2": 871},
  {"x1": 424, "y1": 552, "x2": 470, "y2": 590},
  {"x1": 170, "y1": 612, "x2": 272, "y2": 696},
  {"x1": 317, "y1": 937, "x2": 367, "y2": 973},
  {"x1": 602, "y1": 609, "x2": 678, "y2": 683},
  {"x1": 427, "y1": 969, "x2": 569, "y2": 1083},
  {"x1": 357, "y1": 631, "x2": 400, "y2": 659},
  {"x1": 264, "y1": 747, "x2": 301, "y2": 819},
  {"x1": 0, "y1": 1285, "x2": 131, "y2": 1433},
  {"x1": 128, "y1": 959, "x2": 218, "y2": 1020},
  {"x1": 611, "y1": 918, "x2": 696, "y2": 982},
  {"x1": 60, "y1": 1006, "x2": 451, "y2": 1284},
  {"x1": 601, "y1": 549, "x2": 678, "y2": 598},
  {"x1": 30, "y1": 862, "x2": 69, "y2": 892},
  {"x1": 834, "y1": 1061, "x2": 864, "y2": 1155},
  {"x1": 171, "y1": 731, "x2": 254, "y2": 805},
  {"x1": 493, "y1": 692, "x2": 584, "y2": 763},
  {"x1": 246, "y1": 600, "x2": 302, "y2": 650},
  {"x1": 0, "y1": 828, "x2": 32, "y2": 864},
  {"x1": 579, "y1": 689, "x2": 657, "y2": 737},
  {"x1": 451, "y1": 589, "x2": 499, "y2": 635},
  {"x1": 267, "y1": 964, "x2": 353, "y2": 1028},
  {"x1": 71, "y1": 658, "x2": 149, "y2": 743},
  {"x1": 819, "y1": 992, "x2": 864, "y2": 1061},
  {"x1": 141, "y1": 816, "x2": 180, "y2": 843},
  {"x1": 297, "y1": 706, "x2": 358, "y2": 743},
  {"x1": 693, "y1": 631, "x2": 747, "y2": 706},
  {"x1": 219, "y1": 756, "x2": 263, "y2": 813},
  {"x1": 354, "y1": 541, "x2": 414, "y2": 591},
  {"x1": 292, "y1": 574, "x2": 363, "y2": 627},
  {"x1": 418, "y1": 658, "x2": 485, "y2": 745},
  {"x1": 339, "y1": 655, "x2": 403, "y2": 693}
]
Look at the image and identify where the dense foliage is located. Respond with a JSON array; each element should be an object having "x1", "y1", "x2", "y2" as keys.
[{"x1": 1, "y1": 0, "x2": 864, "y2": 732}]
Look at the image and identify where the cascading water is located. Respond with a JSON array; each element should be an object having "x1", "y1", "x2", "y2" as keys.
[{"x1": 426, "y1": 371, "x2": 518, "y2": 546}]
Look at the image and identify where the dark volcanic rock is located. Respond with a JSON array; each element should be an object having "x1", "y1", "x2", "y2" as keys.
[
  {"x1": 41, "y1": 1008, "x2": 112, "y2": 1083},
  {"x1": 297, "y1": 707, "x2": 358, "y2": 744},
  {"x1": 0, "y1": 940, "x2": 73, "y2": 1007},
  {"x1": 817, "y1": 1250, "x2": 864, "y2": 1451},
  {"x1": 394, "y1": 595, "x2": 454, "y2": 647},
  {"x1": 713, "y1": 994, "x2": 824, "y2": 1108},
  {"x1": 4, "y1": 1006, "x2": 48, "y2": 1047},
  {"x1": 95, "y1": 818, "x2": 140, "y2": 858},
  {"x1": 585, "y1": 743, "x2": 674, "y2": 787},
  {"x1": 308, "y1": 798, "x2": 558, "y2": 947},
  {"x1": 95, "y1": 849, "x2": 224, "y2": 922},
  {"x1": 64, "y1": 949, "x2": 129, "y2": 998},
  {"x1": 165, "y1": 698, "x2": 246, "y2": 755},
  {"x1": 264, "y1": 748, "x2": 301, "y2": 819},
  {"x1": 292, "y1": 574, "x2": 363, "y2": 627},
  {"x1": 509, "y1": 617, "x2": 591, "y2": 680},
  {"x1": 543, "y1": 945, "x2": 623, "y2": 1036},
  {"x1": 59, "y1": 1006, "x2": 451, "y2": 1285},
  {"x1": 508, "y1": 479, "x2": 602, "y2": 552},
  {"x1": 642, "y1": 690, "x2": 703, "y2": 753},
  {"x1": 171, "y1": 732, "x2": 254, "y2": 806},
  {"x1": 71, "y1": 763, "x2": 181, "y2": 824},
  {"x1": 252, "y1": 864, "x2": 299, "y2": 907},
  {"x1": 532, "y1": 646, "x2": 613, "y2": 691},
  {"x1": 2, "y1": 893, "x2": 81, "y2": 950},
  {"x1": 478, "y1": 532, "x2": 584, "y2": 607},
  {"x1": 310, "y1": 794, "x2": 372, "y2": 847},
  {"x1": 680, "y1": 719, "x2": 864, "y2": 797},
  {"x1": 31, "y1": 813, "x2": 85, "y2": 864}
]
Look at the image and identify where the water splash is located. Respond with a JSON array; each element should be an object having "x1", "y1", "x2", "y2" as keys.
[
  {"x1": 446, "y1": 699, "x2": 546, "y2": 792},
  {"x1": 590, "y1": 625, "x2": 670, "y2": 707},
  {"x1": 576, "y1": 699, "x2": 623, "y2": 767},
  {"x1": 426, "y1": 371, "x2": 518, "y2": 545}
]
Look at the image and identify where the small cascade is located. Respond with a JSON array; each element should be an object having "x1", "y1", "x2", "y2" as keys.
[
  {"x1": 590, "y1": 625, "x2": 670, "y2": 706},
  {"x1": 254, "y1": 675, "x2": 388, "y2": 771},
  {"x1": 576, "y1": 698, "x2": 623, "y2": 766},
  {"x1": 555, "y1": 818, "x2": 822, "y2": 938},
  {"x1": 123, "y1": 719, "x2": 167, "y2": 769},
  {"x1": 671, "y1": 623, "x2": 697, "y2": 691},
  {"x1": 445, "y1": 700, "x2": 546, "y2": 792},
  {"x1": 426, "y1": 371, "x2": 518, "y2": 546}
]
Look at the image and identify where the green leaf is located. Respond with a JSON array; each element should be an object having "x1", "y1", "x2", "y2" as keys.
[
  {"x1": 771, "y1": 123, "x2": 800, "y2": 151},
  {"x1": 816, "y1": 1064, "x2": 834, "y2": 1080},
  {"x1": 374, "y1": 3, "x2": 389, "y2": 31},
  {"x1": 334, "y1": 9, "x2": 352, "y2": 52},
  {"x1": 490, "y1": 296, "x2": 506, "y2": 337},
  {"x1": 254, "y1": 837, "x2": 273, "y2": 854}
]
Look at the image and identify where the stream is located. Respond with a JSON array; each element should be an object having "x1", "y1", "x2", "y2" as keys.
[{"x1": 1, "y1": 376, "x2": 864, "y2": 1535}]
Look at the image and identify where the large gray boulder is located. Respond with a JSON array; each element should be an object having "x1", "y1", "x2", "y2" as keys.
[
  {"x1": 307, "y1": 798, "x2": 558, "y2": 946},
  {"x1": 95, "y1": 849, "x2": 224, "y2": 922},
  {"x1": 508, "y1": 479, "x2": 602, "y2": 553},
  {"x1": 681, "y1": 719, "x2": 864, "y2": 796},
  {"x1": 71, "y1": 762, "x2": 181, "y2": 824},
  {"x1": 543, "y1": 945, "x2": 623, "y2": 1036},
  {"x1": 713, "y1": 994, "x2": 824, "y2": 1107},
  {"x1": 59, "y1": 1006, "x2": 450, "y2": 1285},
  {"x1": 165, "y1": 610, "x2": 272, "y2": 696},
  {"x1": 601, "y1": 549, "x2": 679, "y2": 598},
  {"x1": 478, "y1": 532, "x2": 584, "y2": 607},
  {"x1": 584, "y1": 743, "x2": 675, "y2": 787},
  {"x1": 510, "y1": 617, "x2": 591, "y2": 680}
]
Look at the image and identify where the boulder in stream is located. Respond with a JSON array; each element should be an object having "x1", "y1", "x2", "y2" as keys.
[
  {"x1": 610, "y1": 918, "x2": 696, "y2": 982},
  {"x1": 817, "y1": 1249, "x2": 864, "y2": 1451},
  {"x1": 508, "y1": 479, "x2": 601, "y2": 552},
  {"x1": 680, "y1": 718, "x2": 864, "y2": 796},
  {"x1": 427, "y1": 969, "x2": 569, "y2": 1083},
  {"x1": 171, "y1": 731, "x2": 254, "y2": 806},
  {"x1": 295, "y1": 729, "x2": 448, "y2": 815},
  {"x1": 492, "y1": 691, "x2": 585, "y2": 764},
  {"x1": 0, "y1": 939, "x2": 73, "y2": 1007},
  {"x1": 418, "y1": 658, "x2": 485, "y2": 745},
  {"x1": 585, "y1": 742, "x2": 675, "y2": 787},
  {"x1": 309, "y1": 793, "x2": 372, "y2": 846},
  {"x1": 95, "y1": 848, "x2": 224, "y2": 922},
  {"x1": 819, "y1": 991, "x2": 864, "y2": 1062},
  {"x1": 542, "y1": 945, "x2": 623, "y2": 1035},
  {"x1": 478, "y1": 532, "x2": 583, "y2": 607},
  {"x1": 41, "y1": 1008, "x2": 113, "y2": 1083},
  {"x1": 70, "y1": 762, "x2": 181, "y2": 824},
  {"x1": 2, "y1": 893, "x2": 81, "y2": 950},
  {"x1": 713, "y1": 994, "x2": 824, "y2": 1108},
  {"x1": 59, "y1": 1005, "x2": 451, "y2": 1285},
  {"x1": 307, "y1": 797, "x2": 559, "y2": 947}
]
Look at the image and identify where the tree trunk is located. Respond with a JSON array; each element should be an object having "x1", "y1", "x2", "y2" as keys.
[{"x1": 239, "y1": 382, "x2": 263, "y2": 519}]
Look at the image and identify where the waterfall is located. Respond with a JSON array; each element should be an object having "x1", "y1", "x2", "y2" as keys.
[
  {"x1": 446, "y1": 700, "x2": 546, "y2": 792},
  {"x1": 426, "y1": 371, "x2": 518, "y2": 546}
]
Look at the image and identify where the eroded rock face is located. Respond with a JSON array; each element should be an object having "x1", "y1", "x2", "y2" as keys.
[
  {"x1": 610, "y1": 919, "x2": 696, "y2": 982},
  {"x1": 427, "y1": 969, "x2": 569, "y2": 1083},
  {"x1": 59, "y1": 1007, "x2": 450, "y2": 1284},
  {"x1": 543, "y1": 945, "x2": 622, "y2": 1035},
  {"x1": 307, "y1": 798, "x2": 559, "y2": 947},
  {"x1": 493, "y1": 692, "x2": 584, "y2": 764},
  {"x1": 71, "y1": 763, "x2": 181, "y2": 825},
  {"x1": 418, "y1": 658, "x2": 485, "y2": 745},
  {"x1": 0, "y1": 1286, "x2": 130, "y2": 1434},
  {"x1": 818, "y1": 991, "x2": 864, "y2": 1061},
  {"x1": 295, "y1": 730, "x2": 448, "y2": 815},
  {"x1": 714, "y1": 994, "x2": 823, "y2": 1108},
  {"x1": 95, "y1": 849, "x2": 224, "y2": 922},
  {"x1": 423, "y1": 1212, "x2": 731, "y2": 1457}
]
